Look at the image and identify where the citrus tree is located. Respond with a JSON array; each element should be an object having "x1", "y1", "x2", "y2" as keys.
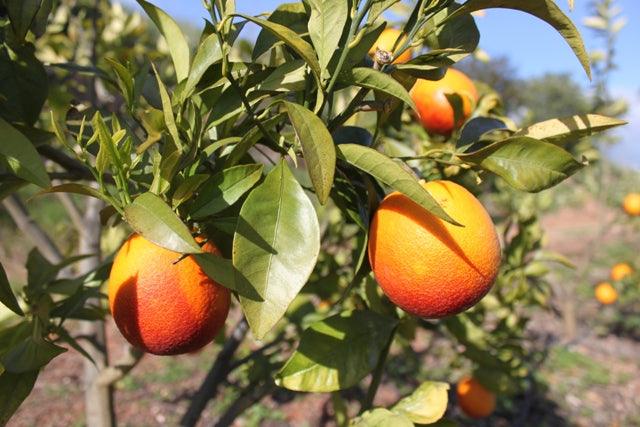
[{"x1": 0, "y1": 0, "x2": 628, "y2": 425}]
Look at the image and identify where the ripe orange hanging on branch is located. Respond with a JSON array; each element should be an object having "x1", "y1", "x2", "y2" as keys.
[
  {"x1": 623, "y1": 193, "x2": 640, "y2": 216},
  {"x1": 410, "y1": 68, "x2": 478, "y2": 135},
  {"x1": 368, "y1": 180, "x2": 501, "y2": 318},
  {"x1": 595, "y1": 282, "x2": 618, "y2": 305},
  {"x1": 610, "y1": 262, "x2": 633, "y2": 281},
  {"x1": 368, "y1": 28, "x2": 412, "y2": 64},
  {"x1": 108, "y1": 234, "x2": 231, "y2": 355},
  {"x1": 456, "y1": 376, "x2": 496, "y2": 419}
]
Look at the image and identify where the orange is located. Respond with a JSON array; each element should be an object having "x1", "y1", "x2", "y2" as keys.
[
  {"x1": 410, "y1": 68, "x2": 478, "y2": 135},
  {"x1": 108, "y1": 234, "x2": 230, "y2": 355},
  {"x1": 368, "y1": 28, "x2": 412, "y2": 64},
  {"x1": 595, "y1": 282, "x2": 617, "y2": 305},
  {"x1": 368, "y1": 180, "x2": 501, "y2": 318},
  {"x1": 610, "y1": 262, "x2": 633, "y2": 281},
  {"x1": 456, "y1": 376, "x2": 496, "y2": 419},
  {"x1": 623, "y1": 193, "x2": 640, "y2": 216}
]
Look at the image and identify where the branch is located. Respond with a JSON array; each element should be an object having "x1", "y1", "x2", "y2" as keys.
[
  {"x1": 179, "y1": 318, "x2": 249, "y2": 427},
  {"x1": 1, "y1": 194, "x2": 63, "y2": 263},
  {"x1": 95, "y1": 345, "x2": 144, "y2": 386},
  {"x1": 214, "y1": 381, "x2": 276, "y2": 427}
]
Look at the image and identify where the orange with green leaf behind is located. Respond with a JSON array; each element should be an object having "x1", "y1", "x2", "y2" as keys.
[
  {"x1": 368, "y1": 180, "x2": 501, "y2": 318},
  {"x1": 410, "y1": 68, "x2": 478, "y2": 135},
  {"x1": 456, "y1": 376, "x2": 496, "y2": 419},
  {"x1": 623, "y1": 193, "x2": 640, "y2": 216},
  {"x1": 610, "y1": 262, "x2": 633, "y2": 281},
  {"x1": 108, "y1": 234, "x2": 231, "y2": 355},
  {"x1": 368, "y1": 28, "x2": 412, "y2": 64},
  {"x1": 595, "y1": 282, "x2": 618, "y2": 305}
]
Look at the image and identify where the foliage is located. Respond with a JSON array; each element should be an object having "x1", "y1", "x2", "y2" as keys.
[{"x1": 0, "y1": 0, "x2": 629, "y2": 425}]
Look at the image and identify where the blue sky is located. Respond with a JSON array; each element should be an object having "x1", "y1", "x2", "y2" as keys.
[{"x1": 120, "y1": 0, "x2": 639, "y2": 168}]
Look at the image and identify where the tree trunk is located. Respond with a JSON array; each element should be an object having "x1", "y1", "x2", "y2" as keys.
[{"x1": 78, "y1": 197, "x2": 115, "y2": 427}]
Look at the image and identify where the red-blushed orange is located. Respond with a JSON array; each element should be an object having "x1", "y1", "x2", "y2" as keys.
[
  {"x1": 368, "y1": 180, "x2": 501, "y2": 318},
  {"x1": 368, "y1": 28, "x2": 412, "y2": 64},
  {"x1": 108, "y1": 234, "x2": 230, "y2": 355},
  {"x1": 410, "y1": 68, "x2": 478, "y2": 135},
  {"x1": 456, "y1": 376, "x2": 496, "y2": 419}
]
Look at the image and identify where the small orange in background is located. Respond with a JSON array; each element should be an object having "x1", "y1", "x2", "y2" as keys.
[
  {"x1": 368, "y1": 28, "x2": 412, "y2": 64},
  {"x1": 595, "y1": 282, "x2": 618, "y2": 305},
  {"x1": 610, "y1": 262, "x2": 633, "y2": 281},
  {"x1": 456, "y1": 376, "x2": 496, "y2": 419},
  {"x1": 623, "y1": 193, "x2": 640, "y2": 216},
  {"x1": 368, "y1": 180, "x2": 501, "y2": 319},
  {"x1": 410, "y1": 68, "x2": 478, "y2": 135},
  {"x1": 108, "y1": 234, "x2": 231, "y2": 355}
]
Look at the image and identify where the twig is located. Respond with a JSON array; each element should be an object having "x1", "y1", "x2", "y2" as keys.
[
  {"x1": 180, "y1": 318, "x2": 249, "y2": 427},
  {"x1": 96, "y1": 345, "x2": 144, "y2": 386},
  {"x1": 361, "y1": 326, "x2": 396, "y2": 412},
  {"x1": 55, "y1": 191, "x2": 85, "y2": 232},
  {"x1": 1, "y1": 194, "x2": 63, "y2": 263},
  {"x1": 213, "y1": 381, "x2": 276, "y2": 427}
]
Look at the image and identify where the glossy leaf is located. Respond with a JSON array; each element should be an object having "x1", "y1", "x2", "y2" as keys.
[
  {"x1": 235, "y1": 13, "x2": 322, "y2": 99},
  {"x1": 0, "y1": 118, "x2": 50, "y2": 188},
  {"x1": 124, "y1": 192, "x2": 202, "y2": 253},
  {"x1": 0, "y1": 337, "x2": 66, "y2": 373},
  {"x1": 252, "y1": 3, "x2": 308, "y2": 59},
  {"x1": 172, "y1": 174, "x2": 209, "y2": 208},
  {"x1": 0, "y1": 370, "x2": 39, "y2": 426},
  {"x1": 351, "y1": 408, "x2": 413, "y2": 427},
  {"x1": 282, "y1": 101, "x2": 336, "y2": 204},
  {"x1": 339, "y1": 68, "x2": 417, "y2": 113},
  {"x1": 444, "y1": 0, "x2": 591, "y2": 78},
  {"x1": 307, "y1": 0, "x2": 348, "y2": 74},
  {"x1": 233, "y1": 161, "x2": 320, "y2": 339},
  {"x1": 460, "y1": 136, "x2": 585, "y2": 192},
  {"x1": 0, "y1": 44, "x2": 48, "y2": 125},
  {"x1": 275, "y1": 310, "x2": 397, "y2": 392},
  {"x1": 194, "y1": 253, "x2": 262, "y2": 301},
  {"x1": 152, "y1": 64, "x2": 181, "y2": 150},
  {"x1": 183, "y1": 33, "x2": 222, "y2": 100},
  {"x1": 136, "y1": 0, "x2": 190, "y2": 82},
  {"x1": 37, "y1": 183, "x2": 113, "y2": 204},
  {"x1": 392, "y1": 381, "x2": 449, "y2": 424},
  {"x1": 457, "y1": 117, "x2": 509, "y2": 152},
  {"x1": 422, "y1": 4, "x2": 480, "y2": 64},
  {"x1": 5, "y1": 0, "x2": 42, "y2": 40},
  {"x1": 191, "y1": 164, "x2": 264, "y2": 218},
  {"x1": 0, "y1": 263, "x2": 23, "y2": 316},
  {"x1": 513, "y1": 114, "x2": 627, "y2": 144},
  {"x1": 337, "y1": 144, "x2": 459, "y2": 225}
]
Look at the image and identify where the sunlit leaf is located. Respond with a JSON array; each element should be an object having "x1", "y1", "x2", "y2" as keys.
[
  {"x1": 0, "y1": 118, "x2": 50, "y2": 188},
  {"x1": 392, "y1": 381, "x2": 449, "y2": 424}
]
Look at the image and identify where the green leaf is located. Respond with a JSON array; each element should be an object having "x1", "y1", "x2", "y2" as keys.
[
  {"x1": 336, "y1": 144, "x2": 459, "y2": 225},
  {"x1": 136, "y1": 0, "x2": 190, "y2": 82},
  {"x1": 0, "y1": 117, "x2": 50, "y2": 188},
  {"x1": 6, "y1": 0, "x2": 42, "y2": 41},
  {"x1": 457, "y1": 117, "x2": 509, "y2": 152},
  {"x1": 0, "y1": 43, "x2": 48, "y2": 125},
  {"x1": 106, "y1": 58, "x2": 135, "y2": 108},
  {"x1": 513, "y1": 114, "x2": 627, "y2": 144},
  {"x1": 443, "y1": 0, "x2": 591, "y2": 79},
  {"x1": 191, "y1": 164, "x2": 264, "y2": 218},
  {"x1": 92, "y1": 112, "x2": 124, "y2": 176},
  {"x1": 0, "y1": 263, "x2": 23, "y2": 316},
  {"x1": 421, "y1": 3, "x2": 480, "y2": 64},
  {"x1": 339, "y1": 68, "x2": 417, "y2": 113},
  {"x1": 0, "y1": 370, "x2": 39, "y2": 425},
  {"x1": 183, "y1": 33, "x2": 222, "y2": 101},
  {"x1": 307, "y1": 0, "x2": 349, "y2": 75},
  {"x1": 152, "y1": 64, "x2": 181, "y2": 150},
  {"x1": 124, "y1": 192, "x2": 202, "y2": 253},
  {"x1": 459, "y1": 136, "x2": 585, "y2": 192},
  {"x1": 193, "y1": 253, "x2": 262, "y2": 301},
  {"x1": 351, "y1": 408, "x2": 413, "y2": 427},
  {"x1": 0, "y1": 337, "x2": 66, "y2": 373},
  {"x1": 233, "y1": 161, "x2": 320, "y2": 339},
  {"x1": 36, "y1": 183, "x2": 113, "y2": 204},
  {"x1": 392, "y1": 381, "x2": 450, "y2": 424},
  {"x1": 252, "y1": 2, "x2": 308, "y2": 60},
  {"x1": 282, "y1": 101, "x2": 336, "y2": 205},
  {"x1": 276, "y1": 310, "x2": 397, "y2": 392},
  {"x1": 235, "y1": 13, "x2": 322, "y2": 104},
  {"x1": 369, "y1": 1, "x2": 401, "y2": 24},
  {"x1": 172, "y1": 174, "x2": 209, "y2": 208}
]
